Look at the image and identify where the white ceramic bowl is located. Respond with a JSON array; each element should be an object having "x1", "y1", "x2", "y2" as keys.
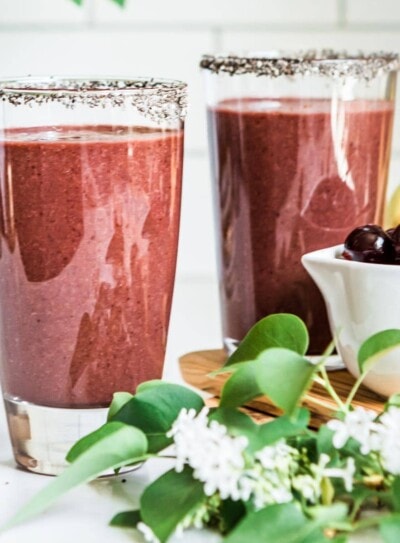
[{"x1": 302, "y1": 245, "x2": 400, "y2": 397}]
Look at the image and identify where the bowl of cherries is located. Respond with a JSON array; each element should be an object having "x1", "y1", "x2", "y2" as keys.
[
  {"x1": 302, "y1": 224, "x2": 400, "y2": 397},
  {"x1": 342, "y1": 224, "x2": 400, "y2": 264}
]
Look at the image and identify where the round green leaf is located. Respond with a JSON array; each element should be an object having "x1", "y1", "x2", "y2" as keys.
[
  {"x1": 107, "y1": 391, "x2": 133, "y2": 421},
  {"x1": 358, "y1": 329, "x2": 400, "y2": 373},
  {"x1": 111, "y1": 383, "x2": 204, "y2": 453},
  {"x1": 225, "y1": 314, "x2": 309, "y2": 367},
  {"x1": 221, "y1": 348, "x2": 317, "y2": 416},
  {"x1": 141, "y1": 467, "x2": 205, "y2": 543},
  {"x1": 220, "y1": 361, "x2": 263, "y2": 408},
  {"x1": 110, "y1": 510, "x2": 141, "y2": 528}
]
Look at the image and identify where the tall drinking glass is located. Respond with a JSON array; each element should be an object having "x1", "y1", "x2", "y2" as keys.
[
  {"x1": 201, "y1": 51, "x2": 398, "y2": 355},
  {"x1": 0, "y1": 77, "x2": 186, "y2": 474}
]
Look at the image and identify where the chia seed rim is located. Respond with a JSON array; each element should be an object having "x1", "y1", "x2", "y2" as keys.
[
  {"x1": 0, "y1": 76, "x2": 188, "y2": 122},
  {"x1": 200, "y1": 50, "x2": 400, "y2": 80}
]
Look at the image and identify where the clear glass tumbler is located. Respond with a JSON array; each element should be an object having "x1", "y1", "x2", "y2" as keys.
[
  {"x1": 201, "y1": 51, "x2": 398, "y2": 355},
  {"x1": 0, "y1": 77, "x2": 186, "y2": 474}
]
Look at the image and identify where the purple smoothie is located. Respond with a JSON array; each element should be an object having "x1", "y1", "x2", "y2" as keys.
[
  {"x1": 0, "y1": 125, "x2": 183, "y2": 407},
  {"x1": 208, "y1": 97, "x2": 393, "y2": 353}
]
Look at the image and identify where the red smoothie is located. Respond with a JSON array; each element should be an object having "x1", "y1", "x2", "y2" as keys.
[
  {"x1": 0, "y1": 125, "x2": 183, "y2": 407},
  {"x1": 208, "y1": 97, "x2": 393, "y2": 353}
]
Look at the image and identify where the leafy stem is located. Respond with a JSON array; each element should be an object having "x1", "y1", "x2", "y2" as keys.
[
  {"x1": 310, "y1": 339, "x2": 346, "y2": 412},
  {"x1": 315, "y1": 367, "x2": 346, "y2": 412},
  {"x1": 345, "y1": 371, "x2": 368, "y2": 409},
  {"x1": 3, "y1": 315, "x2": 400, "y2": 543}
]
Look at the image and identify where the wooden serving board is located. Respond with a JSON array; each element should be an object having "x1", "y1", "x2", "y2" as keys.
[{"x1": 179, "y1": 349, "x2": 386, "y2": 428}]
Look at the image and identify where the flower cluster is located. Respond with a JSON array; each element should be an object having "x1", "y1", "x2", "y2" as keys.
[
  {"x1": 137, "y1": 407, "x2": 360, "y2": 542},
  {"x1": 327, "y1": 405, "x2": 400, "y2": 475},
  {"x1": 7, "y1": 315, "x2": 400, "y2": 543},
  {"x1": 168, "y1": 408, "x2": 355, "y2": 508},
  {"x1": 167, "y1": 407, "x2": 249, "y2": 500}
]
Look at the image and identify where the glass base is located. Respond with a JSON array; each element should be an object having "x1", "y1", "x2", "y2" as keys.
[{"x1": 4, "y1": 395, "x2": 131, "y2": 476}]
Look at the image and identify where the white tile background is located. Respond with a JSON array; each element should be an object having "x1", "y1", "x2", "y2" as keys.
[{"x1": 0, "y1": 0, "x2": 399, "y2": 278}]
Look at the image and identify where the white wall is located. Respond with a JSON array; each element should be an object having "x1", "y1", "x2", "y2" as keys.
[{"x1": 1, "y1": 0, "x2": 400, "y2": 280}]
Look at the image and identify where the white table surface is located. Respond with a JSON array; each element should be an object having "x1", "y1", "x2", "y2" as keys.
[{"x1": 0, "y1": 278, "x2": 380, "y2": 542}]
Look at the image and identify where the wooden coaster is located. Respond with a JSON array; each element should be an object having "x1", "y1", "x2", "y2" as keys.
[{"x1": 179, "y1": 349, "x2": 386, "y2": 428}]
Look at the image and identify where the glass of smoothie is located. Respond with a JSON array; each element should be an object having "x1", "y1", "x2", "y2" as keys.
[
  {"x1": 201, "y1": 51, "x2": 398, "y2": 355},
  {"x1": 0, "y1": 77, "x2": 186, "y2": 474}
]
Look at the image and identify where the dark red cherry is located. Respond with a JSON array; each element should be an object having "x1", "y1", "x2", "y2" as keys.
[
  {"x1": 343, "y1": 224, "x2": 395, "y2": 264},
  {"x1": 386, "y1": 225, "x2": 400, "y2": 262}
]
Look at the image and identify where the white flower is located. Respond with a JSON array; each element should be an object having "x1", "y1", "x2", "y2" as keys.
[
  {"x1": 293, "y1": 454, "x2": 328, "y2": 503},
  {"x1": 167, "y1": 407, "x2": 210, "y2": 473},
  {"x1": 175, "y1": 504, "x2": 207, "y2": 536},
  {"x1": 137, "y1": 522, "x2": 160, "y2": 543},
  {"x1": 377, "y1": 407, "x2": 400, "y2": 475},
  {"x1": 246, "y1": 441, "x2": 298, "y2": 509},
  {"x1": 167, "y1": 407, "x2": 249, "y2": 501},
  {"x1": 291, "y1": 454, "x2": 330, "y2": 503},
  {"x1": 326, "y1": 418, "x2": 350, "y2": 449},
  {"x1": 292, "y1": 474, "x2": 321, "y2": 503},
  {"x1": 327, "y1": 407, "x2": 380, "y2": 454},
  {"x1": 244, "y1": 464, "x2": 293, "y2": 510},
  {"x1": 167, "y1": 411, "x2": 299, "y2": 508},
  {"x1": 255, "y1": 440, "x2": 297, "y2": 471},
  {"x1": 323, "y1": 458, "x2": 356, "y2": 492},
  {"x1": 327, "y1": 406, "x2": 400, "y2": 476}
]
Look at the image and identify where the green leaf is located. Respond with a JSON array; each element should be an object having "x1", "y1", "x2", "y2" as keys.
[
  {"x1": 220, "y1": 499, "x2": 246, "y2": 533},
  {"x1": 380, "y1": 514, "x2": 400, "y2": 543},
  {"x1": 317, "y1": 426, "x2": 337, "y2": 458},
  {"x1": 254, "y1": 349, "x2": 317, "y2": 416},
  {"x1": 302, "y1": 534, "x2": 331, "y2": 543},
  {"x1": 221, "y1": 348, "x2": 317, "y2": 416},
  {"x1": 140, "y1": 467, "x2": 205, "y2": 543},
  {"x1": 211, "y1": 407, "x2": 309, "y2": 453},
  {"x1": 387, "y1": 393, "x2": 400, "y2": 410},
  {"x1": 135, "y1": 380, "x2": 165, "y2": 394},
  {"x1": 2, "y1": 423, "x2": 147, "y2": 532},
  {"x1": 358, "y1": 329, "x2": 400, "y2": 373},
  {"x1": 391, "y1": 479, "x2": 400, "y2": 512},
  {"x1": 307, "y1": 503, "x2": 348, "y2": 525},
  {"x1": 107, "y1": 392, "x2": 133, "y2": 421},
  {"x1": 225, "y1": 314, "x2": 309, "y2": 367},
  {"x1": 111, "y1": 383, "x2": 204, "y2": 453},
  {"x1": 71, "y1": 0, "x2": 83, "y2": 5},
  {"x1": 257, "y1": 408, "x2": 310, "y2": 445},
  {"x1": 66, "y1": 421, "x2": 130, "y2": 462},
  {"x1": 110, "y1": 510, "x2": 141, "y2": 528},
  {"x1": 220, "y1": 362, "x2": 263, "y2": 408},
  {"x1": 223, "y1": 503, "x2": 324, "y2": 543}
]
